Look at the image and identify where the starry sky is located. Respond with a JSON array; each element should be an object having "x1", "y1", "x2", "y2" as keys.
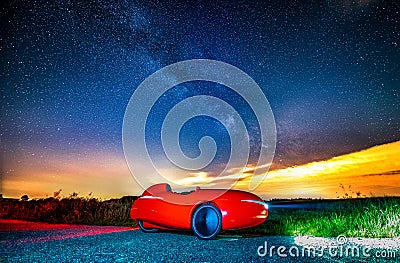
[{"x1": 1, "y1": 0, "x2": 399, "y2": 199}]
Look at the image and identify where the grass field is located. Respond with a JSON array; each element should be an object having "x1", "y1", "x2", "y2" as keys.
[
  {"x1": 1, "y1": 196, "x2": 399, "y2": 238},
  {"x1": 232, "y1": 197, "x2": 400, "y2": 238}
]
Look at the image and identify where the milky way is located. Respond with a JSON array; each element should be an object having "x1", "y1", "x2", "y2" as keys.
[{"x1": 1, "y1": 0, "x2": 399, "y2": 197}]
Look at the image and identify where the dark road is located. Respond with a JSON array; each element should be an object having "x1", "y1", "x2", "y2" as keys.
[{"x1": 0, "y1": 220, "x2": 397, "y2": 262}]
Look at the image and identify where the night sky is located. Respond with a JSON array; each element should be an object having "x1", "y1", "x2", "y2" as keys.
[{"x1": 1, "y1": 0, "x2": 399, "y2": 198}]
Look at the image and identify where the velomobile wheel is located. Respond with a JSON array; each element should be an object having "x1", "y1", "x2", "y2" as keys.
[
  {"x1": 137, "y1": 220, "x2": 158, "y2": 233},
  {"x1": 191, "y1": 204, "x2": 222, "y2": 240}
]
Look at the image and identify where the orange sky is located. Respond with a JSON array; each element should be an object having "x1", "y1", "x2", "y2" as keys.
[
  {"x1": 235, "y1": 140, "x2": 400, "y2": 199},
  {"x1": 2, "y1": 140, "x2": 399, "y2": 200}
]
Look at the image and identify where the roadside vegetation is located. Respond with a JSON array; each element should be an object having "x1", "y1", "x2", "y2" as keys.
[
  {"x1": 232, "y1": 197, "x2": 400, "y2": 238},
  {"x1": 1, "y1": 192, "x2": 399, "y2": 238},
  {"x1": 0, "y1": 194, "x2": 137, "y2": 227}
]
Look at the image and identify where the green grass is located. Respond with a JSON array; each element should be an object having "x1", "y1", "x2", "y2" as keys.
[{"x1": 231, "y1": 197, "x2": 400, "y2": 238}]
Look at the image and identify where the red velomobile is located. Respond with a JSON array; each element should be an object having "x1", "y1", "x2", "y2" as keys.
[{"x1": 130, "y1": 183, "x2": 268, "y2": 239}]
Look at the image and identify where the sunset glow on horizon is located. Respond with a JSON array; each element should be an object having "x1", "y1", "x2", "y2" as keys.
[
  {"x1": 238, "y1": 140, "x2": 400, "y2": 199},
  {"x1": 2, "y1": 140, "x2": 399, "y2": 200}
]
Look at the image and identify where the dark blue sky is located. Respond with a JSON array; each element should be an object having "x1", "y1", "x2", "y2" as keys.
[{"x1": 1, "y1": 0, "x2": 399, "y2": 189}]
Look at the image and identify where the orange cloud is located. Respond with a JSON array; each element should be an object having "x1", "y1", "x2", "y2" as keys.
[{"x1": 235, "y1": 140, "x2": 400, "y2": 199}]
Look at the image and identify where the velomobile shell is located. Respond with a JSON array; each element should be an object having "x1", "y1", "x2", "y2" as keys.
[{"x1": 130, "y1": 183, "x2": 268, "y2": 231}]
